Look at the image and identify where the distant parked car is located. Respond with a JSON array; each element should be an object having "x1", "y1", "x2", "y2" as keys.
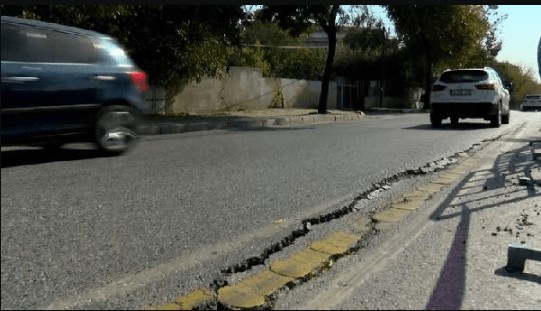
[
  {"x1": 429, "y1": 67, "x2": 511, "y2": 128},
  {"x1": 520, "y1": 94, "x2": 541, "y2": 111},
  {"x1": 1, "y1": 16, "x2": 148, "y2": 155}
]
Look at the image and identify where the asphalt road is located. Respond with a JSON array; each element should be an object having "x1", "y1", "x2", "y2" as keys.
[
  {"x1": 1, "y1": 111, "x2": 535, "y2": 309},
  {"x1": 272, "y1": 112, "x2": 541, "y2": 310}
]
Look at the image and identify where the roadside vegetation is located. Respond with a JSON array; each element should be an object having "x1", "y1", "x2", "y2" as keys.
[{"x1": 1, "y1": 4, "x2": 539, "y2": 111}]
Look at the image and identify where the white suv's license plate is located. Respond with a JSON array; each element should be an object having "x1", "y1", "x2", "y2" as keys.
[{"x1": 450, "y1": 89, "x2": 472, "y2": 96}]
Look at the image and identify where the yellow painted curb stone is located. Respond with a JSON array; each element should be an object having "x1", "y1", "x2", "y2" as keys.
[
  {"x1": 270, "y1": 248, "x2": 330, "y2": 279},
  {"x1": 372, "y1": 207, "x2": 411, "y2": 223},
  {"x1": 390, "y1": 198, "x2": 424, "y2": 211},
  {"x1": 218, "y1": 286, "x2": 265, "y2": 309},
  {"x1": 175, "y1": 288, "x2": 214, "y2": 310},
  {"x1": 310, "y1": 232, "x2": 359, "y2": 255}
]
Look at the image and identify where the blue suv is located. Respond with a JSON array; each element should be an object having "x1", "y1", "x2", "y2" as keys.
[{"x1": 1, "y1": 16, "x2": 148, "y2": 155}]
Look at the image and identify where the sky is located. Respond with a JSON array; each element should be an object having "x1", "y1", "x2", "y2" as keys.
[
  {"x1": 370, "y1": 5, "x2": 541, "y2": 83},
  {"x1": 247, "y1": 5, "x2": 541, "y2": 83},
  {"x1": 494, "y1": 5, "x2": 541, "y2": 83}
]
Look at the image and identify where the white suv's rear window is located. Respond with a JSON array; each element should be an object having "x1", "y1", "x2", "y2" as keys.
[
  {"x1": 439, "y1": 70, "x2": 488, "y2": 83},
  {"x1": 525, "y1": 95, "x2": 540, "y2": 99}
]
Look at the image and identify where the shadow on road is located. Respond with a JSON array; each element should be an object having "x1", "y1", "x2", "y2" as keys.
[
  {"x1": 403, "y1": 122, "x2": 495, "y2": 131},
  {"x1": 493, "y1": 266, "x2": 541, "y2": 284},
  {"x1": 1, "y1": 147, "x2": 109, "y2": 168},
  {"x1": 227, "y1": 125, "x2": 316, "y2": 132}
]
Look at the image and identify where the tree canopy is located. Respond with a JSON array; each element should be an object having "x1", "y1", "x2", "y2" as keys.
[
  {"x1": 385, "y1": 5, "x2": 504, "y2": 108},
  {"x1": 0, "y1": 5, "x2": 246, "y2": 90},
  {"x1": 3, "y1": 5, "x2": 536, "y2": 112},
  {"x1": 258, "y1": 5, "x2": 346, "y2": 113},
  {"x1": 231, "y1": 20, "x2": 325, "y2": 80}
]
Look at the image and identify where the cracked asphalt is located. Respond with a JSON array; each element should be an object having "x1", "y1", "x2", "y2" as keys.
[
  {"x1": 144, "y1": 112, "x2": 540, "y2": 310},
  {"x1": 3, "y1": 108, "x2": 539, "y2": 310}
]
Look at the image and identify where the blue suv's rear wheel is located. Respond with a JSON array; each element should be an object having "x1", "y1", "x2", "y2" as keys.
[{"x1": 94, "y1": 105, "x2": 138, "y2": 155}]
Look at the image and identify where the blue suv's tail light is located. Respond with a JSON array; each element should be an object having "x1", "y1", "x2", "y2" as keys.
[{"x1": 128, "y1": 71, "x2": 149, "y2": 92}]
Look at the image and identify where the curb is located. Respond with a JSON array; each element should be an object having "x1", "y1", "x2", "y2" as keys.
[
  {"x1": 146, "y1": 156, "x2": 478, "y2": 310},
  {"x1": 138, "y1": 114, "x2": 363, "y2": 136}
]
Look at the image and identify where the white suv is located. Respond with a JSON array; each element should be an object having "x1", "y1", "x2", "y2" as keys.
[
  {"x1": 520, "y1": 94, "x2": 541, "y2": 111},
  {"x1": 429, "y1": 67, "x2": 511, "y2": 128}
]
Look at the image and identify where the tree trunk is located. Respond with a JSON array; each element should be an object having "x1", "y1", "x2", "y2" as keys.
[
  {"x1": 423, "y1": 53, "x2": 433, "y2": 110},
  {"x1": 317, "y1": 5, "x2": 340, "y2": 115}
]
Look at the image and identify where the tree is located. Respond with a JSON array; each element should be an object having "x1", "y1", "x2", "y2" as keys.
[
  {"x1": 334, "y1": 25, "x2": 406, "y2": 101},
  {"x1": 258, "y1": 5, "x2": 344, "y2": 114},
  {"x1": 0, "y1": 5, "x2": 246, "y2": 91},
  {"x1": 490, "y1": 61, "x2": 541, "y2": 106},
  {"x1": 229, "y1": 40, "x2": 271, "y2": 76},
  {"x1": 461, "y1": 5, "x2": 507, "y2": 68},
  {"x1": 385, "y1": 5, "x2": 499, "y2": 109},
  {"x1": 232, "y1": 20, "x2": 325, "y2": 80}
]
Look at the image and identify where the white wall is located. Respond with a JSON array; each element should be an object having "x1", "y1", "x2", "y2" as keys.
[
  {"x1": 165, "y1": 67, "x2": 337, "y2": 115},
  {"x1": 146, "y1": 67, "x2": 421, "y2": 115}
]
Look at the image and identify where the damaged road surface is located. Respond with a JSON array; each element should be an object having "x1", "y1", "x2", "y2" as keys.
[{"x1": 1, "y1": 112, "x2": 539, "y2": 310}]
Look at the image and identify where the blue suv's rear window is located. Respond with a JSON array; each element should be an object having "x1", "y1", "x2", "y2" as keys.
[
  {"x1": 439, "y1": 70, "x2": 488, "y2": 83},
  {"x1": 93, "y1": 37, "x2": 134, "y2": 67}
]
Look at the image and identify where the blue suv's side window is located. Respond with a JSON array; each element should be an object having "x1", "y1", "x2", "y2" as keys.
[
  {"x1": 1, "y1": 22, "x2": 106, "y2": 65},
  {"x1": 1, "y1": 23, "x2": 30, "y2": 61}
]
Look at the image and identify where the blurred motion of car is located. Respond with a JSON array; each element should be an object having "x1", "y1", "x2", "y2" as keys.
[
  {"x1": 1, "y1": 16, "x2": 149, "y2": 155},
  {"x1": 429, "y1": 67, "x2": 511, "y2": 128},
  {"x1": 520, "y1": 94, "x2": 541, "y2": 111}
]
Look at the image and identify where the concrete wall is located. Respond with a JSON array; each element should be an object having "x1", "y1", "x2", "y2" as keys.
[
  {"x1": 144, "y1": 87, "x2": 166, "y2": 114},
  {"x1": 363, "y1": 87, "x2": 423, "y2": 110},
  {"x1": 145, "y1": 67, "x2": 423, "y2": 115},
  {"x1": 166, "y1": 67, "x2": 337, "y2": 115}
]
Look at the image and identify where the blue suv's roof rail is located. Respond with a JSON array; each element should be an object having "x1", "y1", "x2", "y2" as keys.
[{"x1": 1, "y1": 15, "x2": 108, "y2": 38}]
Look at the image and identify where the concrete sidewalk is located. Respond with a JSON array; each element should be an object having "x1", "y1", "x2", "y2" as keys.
[
  {"x1": 138, "y1": 108, "x2": 422, "y2": 136},
  {"x1": 139, "y1": 108, "x2": 364, "y2": 136}
]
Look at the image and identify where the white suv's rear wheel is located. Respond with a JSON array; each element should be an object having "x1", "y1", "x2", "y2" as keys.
[
  {"x1": 490, "y1": 104, "x2": 501, "y2": 128},
  {"x1": 501, "y1": 112, "x2": 510, "y2": 124}
]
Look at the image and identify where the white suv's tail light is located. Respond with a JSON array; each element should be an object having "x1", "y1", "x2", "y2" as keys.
[{"x1": 475, "y1": 83, "x2": 495, "y2": 90}]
